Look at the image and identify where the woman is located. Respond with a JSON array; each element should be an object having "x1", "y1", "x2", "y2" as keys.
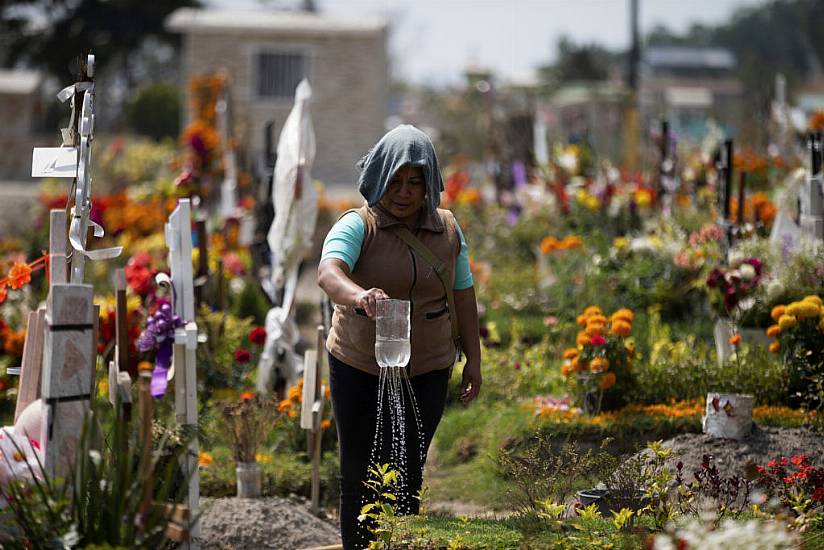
[{"x1": 318, "y1": 125, "x2": 482, "y2": 549}]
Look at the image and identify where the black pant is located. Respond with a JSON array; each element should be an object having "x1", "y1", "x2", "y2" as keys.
[{"x1": 329, "y1": 353, "x2": 450, "y2": 550}]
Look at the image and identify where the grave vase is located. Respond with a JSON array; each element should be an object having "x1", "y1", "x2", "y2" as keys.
[
  {"x1": 702, "y1": 392, "x2": 753, "y2": 440},
  {"x1": 236, "y1": 461, "x2": 262, "y2": 498}
]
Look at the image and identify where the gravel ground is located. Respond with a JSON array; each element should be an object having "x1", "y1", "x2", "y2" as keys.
[
  {"x1": 199, "y1": 496, "x2": 341, "y2": 550},
  {"x1": 658, "y1": 425, "x2": 824, "y2": 478}
]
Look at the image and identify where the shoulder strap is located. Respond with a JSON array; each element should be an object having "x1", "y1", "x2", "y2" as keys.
[{"x1": 390, "y1": 225, "x2": 462, "y2": 355}]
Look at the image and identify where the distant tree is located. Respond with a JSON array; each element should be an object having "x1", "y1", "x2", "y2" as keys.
[
  {"x1": 0, "y1": 0, "x2": 200, "y2": 83},
  {"x1": 125, "y1": 82, "x2": 180, "y2": 140},
  {"x1": 553, "y1": 37, "x2": 610, "y2": 82}
]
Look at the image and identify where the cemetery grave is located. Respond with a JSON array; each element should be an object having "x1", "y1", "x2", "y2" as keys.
[{"x1": 0, "y1": 20, "x2": 824, "y2": 550}]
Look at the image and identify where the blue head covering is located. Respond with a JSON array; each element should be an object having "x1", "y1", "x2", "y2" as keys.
[{"x1": 356, "y1": 124, "x2": 444, "y2": 214}]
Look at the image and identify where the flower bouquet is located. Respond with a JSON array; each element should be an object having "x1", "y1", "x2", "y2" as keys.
[
  {"x1": 221, "y1": 391, "x2": 278, "y2": 497},
  {"x1": 765, "y1": 295, "x2": 824, "y2": 411},
  {"x1": 561, "y1": 305, "x2": 635, "y2": 415}
]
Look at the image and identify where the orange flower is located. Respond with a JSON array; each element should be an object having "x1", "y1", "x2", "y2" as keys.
[
  {"x1": 585, "y1": 324, "x2": 604, "y2": 337},
  {"x1": 563, "y1": 348, "x2": 579, "y2": 360},
  {"x1": 576, "y1": 331, "x2": 589, "y2": 346},
  {"x1": 0, "y1": 283, "x2": 6, "y2": 304},
  {"x1": 771, "y1": 305, "x2": 786, "y2": 322},
  {"x1": 287, "y1": 384, "x2": 302, "y2": 402},
  {"x1": 3, "y1": 328, "x2": 26, "y2": 356},
  {"x1": 583, "y1": 306, "x2": 603, "y2": 317},
  {"x1": 586, "y1": 314, "x2": 608, "y2": 326},
  {"x1": 766, "y1": 325, "x2": 780, "y2": 338},
  {"x1": 571, "y1": 357, "x2": 579, "y2": 371},
  {"x1": 6, "y1": 262, "x2": 32, "y2": 290},
  {"x1": 320, "y1": 419, "x2": 332, "y2": 430},
  {"x1": 198, "y1": 451, "x2": 213, "y2": 468},
  {"x1": 599, "y1": 372, "x2": 617, "y2": 389},
  {"x1": 576, "y1": 314, "x2": 588, "y2": 327},
  {"x1": 560, "y1": 361, "x2": 574, "y2": 377},
  {"x1": 540, "y1": 236, "x2": 559, "y2": 254},
  {"x1": 278, "y1": 399, "x2": 293, "y2": 413},
  {"x1": 611, "y1": 308, "x2": 634, "y2": 323},
  {"x1": 729, "y1": 334, "x2": 742, "y2": 346},
  {"x1": 589, "y1": 357, "x2": 609, "y2": 373},
  {"x1": 769, "y1": 341, "x2": 781, "y2": 354},
  {"x1": 559, "y1": 235, "x2": 583, "y2": 250},
  {"x1": 239, "y1": 391, "x2": 255, "y2": 402},
  {"x1": 609, "y1": 320, "x2": 632, "y2": 338}
]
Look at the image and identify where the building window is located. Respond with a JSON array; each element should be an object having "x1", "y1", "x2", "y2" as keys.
[{"x1": 256, "y1": 50, "x2": 308, "y2": 100}]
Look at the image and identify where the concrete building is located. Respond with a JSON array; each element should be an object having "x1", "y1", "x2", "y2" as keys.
[
  {"x1": 0, "y1": 69, "x2": 43, "y2": 180},
  {"x1": 640, "y1": 46, "x2": 742, "y2": 142},
  {"x1": 166, "y1": 8, "x2": 388, "y2": 186}
]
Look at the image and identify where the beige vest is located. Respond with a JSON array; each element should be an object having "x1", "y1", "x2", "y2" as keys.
[{"x1": 327, "y1": 204, "x2": 460, "y2": 377}]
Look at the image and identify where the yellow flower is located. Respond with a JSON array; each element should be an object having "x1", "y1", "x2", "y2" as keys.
[
  {"x1": 797, "y1": 301, "x2": 821, "y2": 319},
  {"x1": 613, "y1": 237, "x2": 629, "y2": 250},
  {"x1": 255, "y1": 452, "x2": 272, "y2": 464},
  {"x1": 635, "y1": 189, "x2": 653, "y2": 207},
  {"x1": 803, "y1": 295, "x2": 823, "y2": 306},
  {"x1": 770, "y1": 305, "x2": 786, "y2": 321},
  {"x1": 766, "y1": 325, "x2": 780, "y2": 338},
  {"x1": 778, "y1": 315, "x2": 797, "y2": 330},
  {"x1": 198, "y1": 451, "x2": 213, "y2": 468},
  {"x1": 98, "y1": 378, "x2": 109, "y2": 399},
  {"x1": 599, "y1": 372, "x2": 616, "y2": 389},
  {"x1": 563, "y1": 348, "x2": 579, "y2": 360},
  {"x1": 786, "y1": 302, "x2": 802, "y2": 317},
  {"x1": 769, "y1": 341, "x2": 781, "y2": 354},
  {"x1": 583, "y1": 306, "x2": 603, "y2": 317}
]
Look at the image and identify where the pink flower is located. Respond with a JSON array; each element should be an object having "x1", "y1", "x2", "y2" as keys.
[{"x1": 590, "y1": 335, "x2": 607, "y2": 346}]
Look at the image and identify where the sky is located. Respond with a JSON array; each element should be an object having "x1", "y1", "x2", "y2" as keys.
[{"x1": 209, "y1": 0, "x2": 768, "y2": 86}]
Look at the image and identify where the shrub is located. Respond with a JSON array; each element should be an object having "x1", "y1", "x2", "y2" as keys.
[{"x1": 126, "y1": 82, "x2": 181, "y2": 140}]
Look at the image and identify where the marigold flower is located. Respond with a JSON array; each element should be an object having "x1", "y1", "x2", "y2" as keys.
[
  {"x1": 540, "y1": 236, "x2": 559, "y2": 254},
  {"x1": 583, "y1": 306, "x2": 603, "y2": 317},
  {"x1": 599, "y1": 372, "x2": 616, "y2": 389},
  {"x1": 239, "y1": 391, "x2": 255, "y2": 401},
  {"x1": 320, "y1": 419, "x2": 332, "y2": 430},
  {"x1": 576, "y1": 314, "x2": 588, "y2": 327},
  {"x1": 796, "y1": 301, "x2": 820, "y2": 319},
  {"x1": 198, "y1": 451, "x2": 213, "y2": 468},
  {"x1": 6, "y1": 262, "x2": 32, "y2": 290},
  {"x1": 234, "y1": 348, "x2": 251, "y2": 363},
  {"x1": 571, "y1": 357, "x2": 579, "y2": 371},
  {"x1": 766, "y1": 325, "x2": 780, "y2": 338},
  {"x1": 278, "y1": 399, "x2": 293, "y2": 413},
  {"x1": 576, "y1": 331, "x2": 589, "y2": 346},
  {"x1": 635, "y1": 189, "x2": 653, "y2": 207},
  {"x1": 729, "y1": 334, "x2": 741, "y2": 346},
  {"x1": 770, "y1": 305, "x2": 786, "y2": 321},
  {"x1": 802, "y1": 295, "x2": 823, "y2": 306},
  {"x1": 287, "y1": 384, "x2": 302, "y2": 402},
  {"x1": 585, "y1": 324, "x2": 604, "y2": 337},
  {"x1": 778, "y1": 315, "x2": 797, "y2": 330},
  {"x1": 255, "y1": 452, "x2": 272, "y2": 464},
  {"x1": 611, "y1": 308, "x2": 634, "y2": 322},
  {"x1": 563, "y1": 348, "x2": 579, "y2": 360},
  {"x1": 0, "y1": 283, "x2": 6, "y2": 304},
  {"x1": 249, "y1": 326, "x2": 267, "y2": 346},
  {"x1": 589, "y1": 357, "x2": 609, "y2": 373},
  {"x1": 769, "y1": 341, "x2": 781, "y2": 353},
  {"x1": 785, "y1": 302, "x2": 802, "y2": 317},
  {"x1": 560, "y1": 362, "x2": 574, "y2": 377},
  {"x1": 587, "y1": 314, "x2": 608, "y2": 326},
  {"x1": 610, "y1": 320, "x2": 632, "y2": 338}
]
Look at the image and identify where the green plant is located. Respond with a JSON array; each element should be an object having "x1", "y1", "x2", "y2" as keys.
[
  {"x1": 359, "y1": 463, "x2": 403, "y2": 549},
  {"x1": 126, "y1": 82, "x2": 181, "y2": 141},
  {"x1": 575, "y1": 503, "x2": 602, "y2": 520},
  {"x1": 1, "y1": 406, "x2": 190, "y2": 548},
  {"x1": 610, "y1": 508, "x2": 634, "y2": 532}
]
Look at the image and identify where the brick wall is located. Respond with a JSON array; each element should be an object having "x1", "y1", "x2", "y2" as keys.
[{"x1": 182, "y1": 29, "x2": 387, "y2": 187}]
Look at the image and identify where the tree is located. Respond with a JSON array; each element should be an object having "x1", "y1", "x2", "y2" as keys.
[{"x1": 0, "y1": 0, "x2": 201, "y2": 83}]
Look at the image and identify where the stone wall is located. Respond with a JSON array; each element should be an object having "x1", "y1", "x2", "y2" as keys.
[{"x1": 182, "y1": 29, "x2": 387, "y2": 187}]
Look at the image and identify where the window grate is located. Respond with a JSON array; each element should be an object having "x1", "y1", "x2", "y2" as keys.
[{"x1": 256, "y1": 51, "x2": 308, "y2": 100}]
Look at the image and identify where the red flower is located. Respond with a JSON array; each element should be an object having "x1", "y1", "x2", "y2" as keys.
[
  {"x1": 234, "y1": 348, "x2": 251, "y2": 364},
  {"x1": 791, "y1": 454, "x2": 808, "y2": 467},
  {"x1": 590, "y1": 335, "x2": 607, "y2": 346},
  {"x1": 249, "y1": 326, "x2": 267, "y2": 346},
  {"x1": 125, "y1": 252, "x2": 157, "y2": 296},
  {"x1": 812, "y1": 487, "x2": 824, "y2": 502},
  {"x1": 0, "y1": 284, "x2": 6, "y2": 304},
  {"x1": 513, "y1": 362, "x2": 521, "y2": 370}
]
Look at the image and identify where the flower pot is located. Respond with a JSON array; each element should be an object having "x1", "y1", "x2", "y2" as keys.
[
  {"x1": 236, "y1": 461, "x2": 262, "y2": 498},
  {"x1": 702, "y1": 392, "x2": 753, "y2": 440},
  {"x1": 713, "y1": 319, "x2": 772, "y2": 365},
  {"x1": 576, "y1": 489, "x2": 647, "y2": 517}
]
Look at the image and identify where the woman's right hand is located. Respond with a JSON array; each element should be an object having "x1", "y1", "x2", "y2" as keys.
[{"x1": 356, "y1": 288, "x2": 389, "y2": 318}]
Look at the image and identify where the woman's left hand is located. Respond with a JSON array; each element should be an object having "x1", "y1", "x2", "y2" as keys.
[{"x1": 460, "y1": 362, "x2": 482, "y2": 405}]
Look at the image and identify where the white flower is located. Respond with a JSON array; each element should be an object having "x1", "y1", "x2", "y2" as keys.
[{"x1": 739, "y1": 263, "x2": 756, "y2": 281}]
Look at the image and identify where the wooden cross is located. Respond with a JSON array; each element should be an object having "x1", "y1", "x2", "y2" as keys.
[
  {"x1": 301, "y1": 325, "x2": 327, "y2": 515},
  {"x1": 165, "y1": 199, "x2": 200, "y2": 548}
]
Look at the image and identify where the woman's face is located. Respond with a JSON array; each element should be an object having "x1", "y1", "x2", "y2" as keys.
[{"x1": 378, "y1": 164, "x2": 426, "y2": 224}]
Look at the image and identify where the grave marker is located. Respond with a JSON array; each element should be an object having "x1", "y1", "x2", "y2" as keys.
[
  {"x1": 800, "y1": 132, "x2": 824, "y2": 240},
  {"x1": 301, "y1": 325, "x2": 327, "y2": 514}
]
